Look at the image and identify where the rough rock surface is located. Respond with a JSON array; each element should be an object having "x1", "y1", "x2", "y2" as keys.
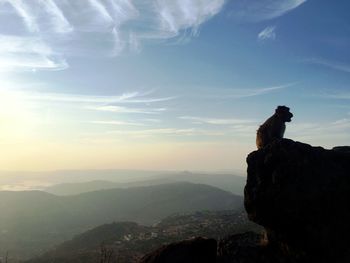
[
  {"x1": 245, "y1": 139, "x2": 350, "y2": 262},
  {"x1": 333, "y1": 146, "x2": 350, "y2": 153},
  {"x1": 217, "y1": 232, "x2": 265, "y2": 263},
  {"x1": 139, "y1": 237, "x2": 217, "y2": 263}
]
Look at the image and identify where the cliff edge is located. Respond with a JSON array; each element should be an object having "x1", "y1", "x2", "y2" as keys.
[{"x1": 245, "y1": 139, "x2": 350, "y2": 262}]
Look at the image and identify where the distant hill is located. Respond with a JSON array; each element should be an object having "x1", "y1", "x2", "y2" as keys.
[
  {"x1": 43, "y1": 172, "x2": 246, "y2": 196},
  {"x1": 0, "y1": 182, "x2": 243, "y2": 260},
  {"x1": 0, "y1": 169, "x2": 245, "y2": 192},
  {"x1": 25, "y1": 210, "x2": 260, "y2": 263},
  {"x1": 0, "y1": 169, "x2": 170, "y2": 190},
  {"x1": 43, "y1": 180, "x2": 123, "y2": 195},
  {"x1": 25, "y1": 222, "x2": 148, "y2": 263}
]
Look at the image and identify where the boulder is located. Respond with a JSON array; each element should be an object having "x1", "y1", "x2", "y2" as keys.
[
  {"x1": 139, "y1": 237, "x2": 217, "y2": 263},
  {"x1": 217, "y1": 232, "x2": 266, "y2": 263}
]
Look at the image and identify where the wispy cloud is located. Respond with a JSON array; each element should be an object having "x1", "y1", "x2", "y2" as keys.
[
  {"x1": 1, "y1": 85, "x2": 173, "y2": 121},
  {"x1": 0, "y1": 0, "x2": 306, "y2": 72},
  {"x1": 99, "y1": 122, "x2": 261, "y2": 140},
  {"x1": 6, "y1": 0, "x2": 73, "y2": 33},
  {"x1": 0, "y1": 0, "x2": 225, "y2": 71},
  {"x1": 203, "y1": 83, "x2": 295, "y2": 99},
  {"x1": 25, "y1": 90, "x2": 175, "y2": 104},
  {"x1": 106, "y1": 128, "x2": 227, "y2": 138},
  {"x1": 0, "y1": 35, "x2": 68, "y2": 71},
  {"x1": 319, "y1": 92, "x2": 350, "y2": 100},
  {"x1": 23, "y1": 89, "x2": 174, "y2": 126},
  {"x1": 86, "y1": 105, "x2": 167, "y2": 114},
  {"x1": 0, "y1": 83, "x2": 176, "y2": 136},
  {"x1": 179, "y1": 116, "x2": 255, "y2": 125},
  {"x1": 258, "y1": 26, "x2": 277, "y2": 41},
  {"x1": 87, "y1": 120, "x2": 144, "y2": 126},
  {"x1": 40, "y1": 0, "x2": 73, "y2": 33},
  {"x1": 155, "y1": 0, "x2": 225, "y2": 36},
  {"x1": 9, "y1": 0, "x2": 39, "y2": 32},
  {"x1": 143, "y1": 118, "x2": 162, "y2": 123},
  {"x1": 120, "y1": 96, "x2": 176, "y2": 103},
  {"x1": 88, "y1": 0, "x2": 114, "y2": 24},
  {"x1": 229, "y1": 0, "x2": 307, "y2": 22},
  {"x1": 305, "y1": 58, "x2": 350, "y2": 74},
  {"x1": 288, "y1": 119, "x2": 350, "y2": 145}
]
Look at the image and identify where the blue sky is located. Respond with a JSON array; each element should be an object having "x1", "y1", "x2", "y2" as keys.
[{"x1": 0, "y1": 0, "x2": 349, "y2": 171}]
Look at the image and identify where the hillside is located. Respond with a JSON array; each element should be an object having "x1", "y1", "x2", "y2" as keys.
[
  {"x1": 43, "y1": 172, "x2": 246, "y2": 196},
  {"x1": 0, "y1": 182, "x2": 243, "y2": 261},
  {"x1": 25, "y1": 210, "x2": 260, "y2": 263}
]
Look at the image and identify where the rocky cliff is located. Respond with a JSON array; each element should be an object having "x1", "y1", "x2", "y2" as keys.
[
  {"x1": 245, "y1": 139, "x2": 350, "y2": 262},
  {"x1": 140, "y1": 139, "x2": 350, "y2": 263}
]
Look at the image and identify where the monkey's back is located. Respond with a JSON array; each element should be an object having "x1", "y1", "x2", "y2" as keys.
[{"x1": 256, "y1": 115, "x2": 285, "y2": 149}]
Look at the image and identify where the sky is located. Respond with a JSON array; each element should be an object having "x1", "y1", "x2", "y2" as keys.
[{"x1": 0, "y1": 0, "x2": 349, "y2": 172}]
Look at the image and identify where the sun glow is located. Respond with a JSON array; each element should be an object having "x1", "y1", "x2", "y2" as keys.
[{"x1": 0, "y1": 78, "x2": 40, "y2": 145}]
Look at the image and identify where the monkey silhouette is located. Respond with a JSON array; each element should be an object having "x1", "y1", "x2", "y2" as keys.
[{"x1": 256, "y1": 106, "x2": 293, "y2": 149}]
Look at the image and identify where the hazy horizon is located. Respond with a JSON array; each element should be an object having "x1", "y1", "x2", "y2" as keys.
[{"x1": 0, "y1": 168, "x2": 246, "y2": 191}]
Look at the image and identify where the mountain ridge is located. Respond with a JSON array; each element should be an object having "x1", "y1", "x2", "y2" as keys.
[
  {"x1": 25, "y1": 210, "x2": 258, "y2": 263},
  {"x1": 42, "y1": 173, "x2": 245, "y2": 196},
  {"x1": 0, "y1": 182, "x2": 243, "y2": 260}
]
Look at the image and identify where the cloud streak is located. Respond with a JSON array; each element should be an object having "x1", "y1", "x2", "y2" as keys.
[
  {"x1": 86, "y1": 105, "x2": 167, "y2": 114},
  {"x1": 288, "y1": 119, "x2": 350, "y2": 144},
  {"x1": 229, "y1": 0, "x2": 307, "y2": 22},
  {"x1": 106, "y1": 127, "x2": 228, "y2": 138},
  {"x1": 9, "y1": 0, "x2": 39, "y2": 32},
  {"x1": 179, "y1": 116, "x2": 255, "y2": 125},
  {"x1": 0, "y1": 0, "x2": 307, "y2": 71},
  {"x1": 25, "y1": 90, "x2": 175, "y2": 104},
  {"x1": 40, "y1": 0, "x2": 73, "y2": 33},
  {"x1": 0, "y1": 35, "x2": 68, "y2": 71},
  {"x1": 87, "y1": 120, "x2": 144, "y2": 126},
  {"x1": 319, "y1": 92, "x2": 350, "y2": 100},
  {"x1": 0, "y1": 0, "x2": 225, "y2": 71},
  {"x1": 203, "y1": 83, "x2": 295, "y2": 99},
  {"x1": 305, "y1": 58, "x2": 350, "y2": 74},
  {"x1": 155, "y1": 0, "x2": 225, "y2": 36},
  {"x1": 258, "y1": 26, "x2": 276, "y2": 41}
]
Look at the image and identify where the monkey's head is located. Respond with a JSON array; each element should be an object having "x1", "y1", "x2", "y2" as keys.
[{"x1": 275, "y1": 105, "x2": 293, "y2": 122}]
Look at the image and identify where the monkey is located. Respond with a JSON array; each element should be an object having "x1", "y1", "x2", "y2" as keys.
[{"x1": 256, "y1": 106, "x2": 293, "y2": 149}]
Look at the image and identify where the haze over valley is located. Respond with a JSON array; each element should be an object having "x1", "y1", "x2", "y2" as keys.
[{"x1": 0, "y1": 181, "x2": 244, "y2": 261}]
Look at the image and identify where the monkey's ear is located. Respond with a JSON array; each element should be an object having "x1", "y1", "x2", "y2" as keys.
[
  {"x1": 275, "y1": 105, "x2": 290, "y2": 114},
  {"x1": 275, "y1": 106, "x2": 284, "y2": 113}
]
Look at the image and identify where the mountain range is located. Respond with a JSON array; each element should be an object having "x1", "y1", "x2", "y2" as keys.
[
  {"x1": 25, "y1": 210, "x2": 259, "y2": 263},
  {"x1": 42, "y1": 172, "x2": 245, "y2": 196},
  {"x1": 0, "y1": 182, "x2": 243, "y2": 260}
]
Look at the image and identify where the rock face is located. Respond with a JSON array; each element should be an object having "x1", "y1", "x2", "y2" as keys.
[
  {"x1": 245, "y1": 139, "x2": 350, "y2": 262},
  {"x1": 217, "y1": 232, "x2": 265, "y2": 263},
  {"x1": 139, "y1": 237, "x2": 217, "y2": 263}
]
